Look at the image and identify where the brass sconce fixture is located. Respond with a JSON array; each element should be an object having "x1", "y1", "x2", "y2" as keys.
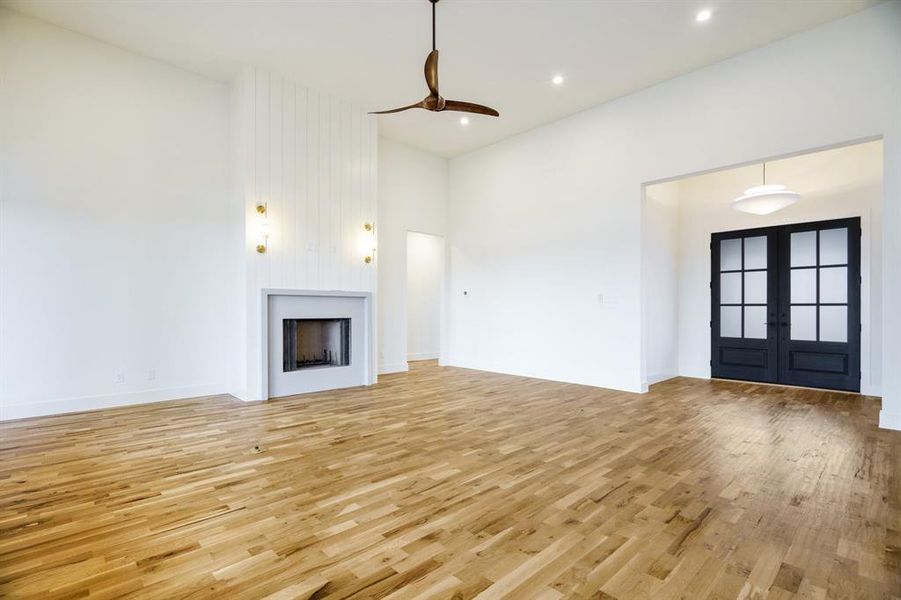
[
  {"x1": 362, "y1": 222, "x2": 375, "y2": 264},
  {"x1": 256, "y1": 203, "x2": 269, "y2": 253}
]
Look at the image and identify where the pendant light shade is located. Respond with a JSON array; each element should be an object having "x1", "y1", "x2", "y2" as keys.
[{"x1": 731, "y1": 164, "x2": 800, "y2": 215}]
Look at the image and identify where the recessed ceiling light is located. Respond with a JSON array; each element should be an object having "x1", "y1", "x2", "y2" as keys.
[
  {"x1": 459, "y1": 116, "x2": 470, "y2": 126},
  {"x1": 552, "y1": 74, "x2": 565, "y2": 86},
  {"x1": 696, "y1": 9, "x2": 712, "y2": 22}
]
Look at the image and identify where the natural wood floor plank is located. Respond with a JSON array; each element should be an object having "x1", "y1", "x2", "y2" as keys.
[{"x1": 1, "y1": 361, "x2": 899, "y2": 598}]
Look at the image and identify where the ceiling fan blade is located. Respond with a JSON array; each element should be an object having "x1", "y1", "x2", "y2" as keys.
[
  {"x1": 443, "y1": 100, "x2": 500, "y2": 117},
  {"x1": 369, "y1": 101, "x2": 427, "y2": 115},
  {"x1": 425, "y1": 50, "x2": 439, "y2": 96}
]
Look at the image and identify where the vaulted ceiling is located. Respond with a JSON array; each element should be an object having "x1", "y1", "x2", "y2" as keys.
[{"x1": 2, "y1": 0, "x2": 880, "y2": 157}]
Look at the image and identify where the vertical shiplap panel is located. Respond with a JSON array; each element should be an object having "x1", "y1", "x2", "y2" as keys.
[
  {"x1": 368, "y1": 116, "x2": 378, "y2": 293},
  {"x1": 330, "y1": 99, "x2": 342, "y2": 291},
  {"x1": 283, "y1": 81, "x2": 297, "y2": 287},
  {"x1": 318, "y1": 95, "x2": 331, "y2": 290},
  {"x1": 255, "y1": 69, "x2": 271, "y2": 293},
  {"x1": 243, "y1": 69, "x2": 376, "y2": 295},
  {"x1": 341, "y1": 102, "x2": 353, "y2": 291},
  {"x1": 295, "y1": 86, "x2": 308, "y2": 290},
  {"x1": 359, "y1": 113, "x2": 369, "y2": 292},
  {"x1": 306, "y1": 91, "x2": 320, "y2": 288},
  {"x1": 269, "y1": 73, "x2": 283, "y2": 288},
  {"x1": 356, "y1": 108, "x2": 364, "y2": 292}
]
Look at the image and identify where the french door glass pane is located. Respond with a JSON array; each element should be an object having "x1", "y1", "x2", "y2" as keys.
[
  {"x1": 744, "y1": 236, "x2": 767, "y2": 269},
  {"x1": 791, "y1": 231, "x2": 818, "y2": 267},
  {"x1": 791, "y1": 306, "x2": 817, "y2": 341},
  {"x1": 743, "y1": 306, "x2": 767, "y2": 339},
  {"x1": 790, "y1": 269, "x2": 816, "y2": 304},
  {"x1": 721, "y1": 239, "x2": 742, "y2": 271},
  {"x1": 819, "y1": 228, "x2": 848, "y2": 265},
  {"x1": 721, "y1": 306, "x2": 741, "y2": 338},
  {"x1": 820, "y1": 306, "x2": 848, "y2": 342},
  {"x1": 744, "y1": 271, "x2": 767, "y2": 304},
  {"x1": 819, "y1": 267, "x2": 847, "y2": 303},
  {"x1": 720, "y1": 273, "x2": 742, "y2": 304}
]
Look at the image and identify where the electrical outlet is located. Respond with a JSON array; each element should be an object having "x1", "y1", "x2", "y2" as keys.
[
  {"x1": 148, "y1": 368, "x2": 156, "y2": 381},
  {"x1": 115, "y1": 371, "x2": 125, "y2": 384}
]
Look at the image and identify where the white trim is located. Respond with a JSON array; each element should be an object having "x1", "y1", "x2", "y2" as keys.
[
  {"x1": 443, "y1": 357, "x2": 643, "y2": 394},
  {"x1": 646, "y1": 372, "x2": 677, "y2": 385},
  {"x1": 0, "y1": 384, "x2": 227, "y2": 421},
  {"x1": 879, "y1": 410, "x2": 901, "y2": 431},
  {"x1": 260, "y1": 289, "x2": 376, "y2": 401},
  {"x1": 407, "y1": 352, "x2": 439, "y2": 361},
  {"x1": 379, "y1": 362, "x2": 409, "y2": 374}
]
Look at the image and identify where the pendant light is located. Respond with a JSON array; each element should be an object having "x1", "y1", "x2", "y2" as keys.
[{"x1": 731, "y1": 163, "x2": 800, "y2": 215}]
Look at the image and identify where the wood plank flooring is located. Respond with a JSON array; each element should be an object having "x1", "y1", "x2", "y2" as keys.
[{"x1": 1, "y1": 361, "x2": 899, "y2": 599}]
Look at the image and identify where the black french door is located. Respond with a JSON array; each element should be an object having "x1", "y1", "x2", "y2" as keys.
[{"x1": 711, "y1": 218, "x2": 861, "y2": 392}]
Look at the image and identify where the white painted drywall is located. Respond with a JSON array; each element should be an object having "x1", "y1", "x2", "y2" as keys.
[
  {"x1": 406, "y1": 232, "x2": 444, "y2": 361},
  {"x1": 230, "y1": 69, "x2": 378, "y2": 401},
  {"x1": 445, "y1": 3, "x2": 901, "y2": 430},
  {"x1": 377, "y1": 137, "x2": 448, "y2": 373},
  {"x1": 0, "y1": 10, "x2": 231, "y2": 420},
  {"x1": 642, "y1": 183, "x2": 680, "y2": 385},
  {"x1": 645, "y1": 140, "x2": 883, "y2": 395}
]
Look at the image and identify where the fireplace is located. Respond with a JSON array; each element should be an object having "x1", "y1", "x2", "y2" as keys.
[
  {"x1": 282, "y1": 318, "x2": 350, "y2": 371},
  {"x1": 266, "y1": 291, "x2": 371, "y2": 398}
]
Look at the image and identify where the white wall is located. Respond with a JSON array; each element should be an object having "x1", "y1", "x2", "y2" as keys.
[
  {"x1": 406, "y1": 232, "x2": 444, "y2": 361},
  {"x1": 642, "y1": 183, "x2": 680, "y2": 385},
  {"x1": 0, "y1": 9, "x2": 231, "y2": 420},
  {"x1": 646, "y1": 140, "x2": 883, "y2": 395},
  {"x1": 231, "y1": 69, "x2": 378, "y2": 401},
  {"x1": 446, "y1": 3, "x2": 901, "y2": 430},
  {"x1": 377, "y1": 137, "x2": 448, "y2": 373}
]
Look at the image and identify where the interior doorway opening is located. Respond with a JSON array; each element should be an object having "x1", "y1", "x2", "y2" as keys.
[
  {"x1": 641, "y1": 139, "x2": 883, "y2": 394},
  {"x1": 406, "y1": 231, "x2": 445, "y2": 363}
]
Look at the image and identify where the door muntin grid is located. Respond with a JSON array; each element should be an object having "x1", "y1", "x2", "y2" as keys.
[
  {"x1": 788, "y1": 227, "x2": 849, "y2": 343},
  {"x1": 719, "y1": 235, "x2": 768, "y2": 339}
]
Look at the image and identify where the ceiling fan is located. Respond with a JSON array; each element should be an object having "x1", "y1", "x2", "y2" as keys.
[{"x1": 371, "y1": 0, "x2": 499, "y2": 118}]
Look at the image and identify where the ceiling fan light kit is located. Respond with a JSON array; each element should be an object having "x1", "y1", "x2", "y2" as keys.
[{"x1": 371, "y1": 0, "x2": 499, "y2": 118}]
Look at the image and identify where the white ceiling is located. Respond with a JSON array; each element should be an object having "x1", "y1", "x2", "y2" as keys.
[{"x1": 3, "y1": 0, "x2": 880, "y2": 158}]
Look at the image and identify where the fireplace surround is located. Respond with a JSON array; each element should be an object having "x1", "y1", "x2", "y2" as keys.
[{"x1": 263, "y1": 290, "x2": 373, "y2": 398}]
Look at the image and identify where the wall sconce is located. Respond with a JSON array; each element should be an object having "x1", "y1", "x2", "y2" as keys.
[
  {"x1": 256, "y1": 203, "x2": 269, "y2": 254},
  {"x1": 362, "y1": 222, "x2": 376, "y2": 264}
]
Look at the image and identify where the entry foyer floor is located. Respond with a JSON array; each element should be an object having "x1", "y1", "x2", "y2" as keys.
[{"x1": 1, "y1": 361, "x2": 899, "y2": 598}]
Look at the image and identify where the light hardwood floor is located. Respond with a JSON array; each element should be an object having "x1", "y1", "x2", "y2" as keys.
[{"x1": 1, "y1": 361, "x2": 899, "y2": 599}]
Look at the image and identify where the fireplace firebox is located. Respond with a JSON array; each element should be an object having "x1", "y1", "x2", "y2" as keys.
[{"x1": 282, "y1": 318, "x2": 350, "y2": 372}]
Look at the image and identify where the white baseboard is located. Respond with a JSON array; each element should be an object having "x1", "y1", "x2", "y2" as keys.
[
  {"x1": 379, "y1": 362, "x2": 409, "y2": 374},
  {"x1": 442, "y1": 357, "x2": 642, "y2": 393},
  {"x1": 646, "y1": 372, "x2": 677, "y2": 385},
  {"x1": 879, "y1": 410, "x2": 901, "y2": 431},
  {"x1": 407, "y1": 352, "x2": 439, "y2": 362},
  {"x1": 0, "y1": 384, "x2": 228, "y2": 421}
]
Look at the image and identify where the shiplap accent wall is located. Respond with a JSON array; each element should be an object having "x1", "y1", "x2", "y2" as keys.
[{"x1": 233, "y1": 68, "x2": 378, "y2": 401}]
